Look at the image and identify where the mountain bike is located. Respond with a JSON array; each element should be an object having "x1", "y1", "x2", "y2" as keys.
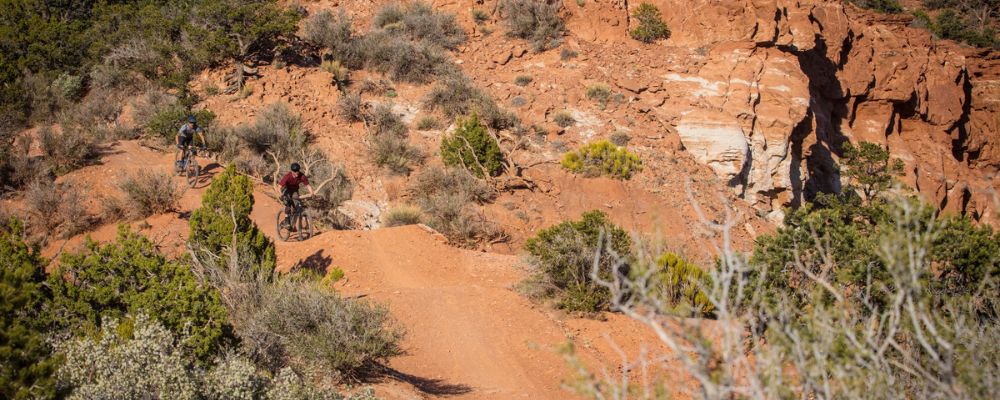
[
  {"x1": 176, "y1": 146, "x2": 204, "y2": 187},
  {"x1": 277, "y1": 195, "x2": 314, "y2": 242}
]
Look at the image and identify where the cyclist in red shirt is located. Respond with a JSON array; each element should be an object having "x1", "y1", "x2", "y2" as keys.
[{"x1": 279, "y1": 162, "x2": 315, "y2": 228}]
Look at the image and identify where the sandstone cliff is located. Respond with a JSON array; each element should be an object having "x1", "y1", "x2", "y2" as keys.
[{"x1": 566, "y1": 0, "x2": 998, "y2": 222}]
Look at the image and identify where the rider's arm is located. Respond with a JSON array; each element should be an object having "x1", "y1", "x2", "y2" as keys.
[
  {"x1": 198, "y1": 130, "x2": 207, "y2": 147},
  {"x1": 306, "y1": 184, "x2": 316, "y2": 197}
]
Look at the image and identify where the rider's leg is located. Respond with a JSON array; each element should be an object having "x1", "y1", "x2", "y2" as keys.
[{"x1": 282, "y1": 195, "x2": 293, "y2": 227}]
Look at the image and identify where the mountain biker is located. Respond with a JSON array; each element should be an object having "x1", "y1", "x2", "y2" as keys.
[
  {"x1": 176, "y1": 116, "x2": 206, "y2": 170},
  {"x1": 279, "y1": 162, "x2": 315, "y2": 228}
]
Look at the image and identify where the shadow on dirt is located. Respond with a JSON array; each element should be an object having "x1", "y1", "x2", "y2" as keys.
[
  {"x1": 291, "y1": 249, "x2": 332, "y2": 274},
  {"x1": 383, "y1": 368, "x2": 473, "y2": 396}
]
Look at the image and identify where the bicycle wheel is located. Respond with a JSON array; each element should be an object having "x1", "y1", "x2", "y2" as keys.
[
  {"x1": 186, "y1": 162, "x2": 200, "y2": 187},
  {"x1": 296, "y1": 211, "x2": 313, "y2": 241},
  {"x1": 276, "y1": 209, "x2": 292, "y2": 241}
]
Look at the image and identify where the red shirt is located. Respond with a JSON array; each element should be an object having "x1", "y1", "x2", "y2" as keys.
[{"x1": 279, "y1": 171, "x2": 309, "y2": 193}]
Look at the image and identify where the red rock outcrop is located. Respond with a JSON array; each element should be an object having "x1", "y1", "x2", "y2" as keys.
[{"x1": 600, "y1": 0, "x2": 999, "y2": 222}]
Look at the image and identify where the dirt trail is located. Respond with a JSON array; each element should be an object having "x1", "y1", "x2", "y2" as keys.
[{"x1": 32, "y1": 141, "x2": 667, "y2": 399}]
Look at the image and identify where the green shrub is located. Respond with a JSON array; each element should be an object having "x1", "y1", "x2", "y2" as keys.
[
  {"x1": 416, "y1": 115, "x2": 441, "y2": 130},
  {"x1": 630, "y1": 3, "x2": 671, "y2": 43},
  {"x1": 515, "y1": 75, "x2": 533, "y2": 86},
  {"x1": 841, "y1": 141, "x2": 905, "y2": 201},
  {"x1": 524, "y1": 211, "x2": 632, "y2": 312},
  {"x1": 0, "y1": 219, "x2": 58, "y2": 399},
  {"x1": 51, "y1": 72, "x2": 84, "y2": 102},
  {"x1": 48, "y1": 226, "x2": 230, "y2": 362},
  {"x1": 499, "y1": 0, "x2": 565, "y2": 51},
  {"x1": 147, "y1": 106, "x2": 215, "y2": 143},
  {"x1": 643, "y1": 253, "x2": 714, "y2": 317},
  {"x1": 553, "y1": 111, "x2": 575, "y2": 127},
  {"x1": 189, "y1": 165, "x2": 276, "y2": 272},
  {"x1": 921, "y1": 1, "x2": 998, "y2": 48},
  {"x1": 851, "y1": 0, "x2": 903, "y2": 13},
  {"x1": 58, "y1": 315, "x2": 345, "y2": 399},
  {"x1": 440, "y1": 114, "x2": 505, "y2": 178},
  {"x1": 118, "y1": 170, "x2": 180, "y2": 218},
  {"x1": 382, "y1": 205, "x2": 424, "y2": 227},
  {"x1": 560, "y1": 140, "x2": 642, "y2": 179}
]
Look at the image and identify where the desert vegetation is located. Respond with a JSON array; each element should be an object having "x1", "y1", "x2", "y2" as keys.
[
  {"x1": 499, "y1": 0, "x2": 566, "y2": 51},
  {"x1": 0, "y1": 158, "x2": 403, "y2": 398},
  {"x1": 629, "y1": 3, "x2": 671, "y2": 43},
  {"x1": 440, "y1": 114, "x2": 506, "y2": 178},
  {"x1": 560, "y1": 140, "x2": 643, "y2": 179},
  {"x1": 555, "y1": 142, "x2": 1000, "y2": 398},
  {"x1": 410, "y1": 166, "x2": 504, "y2": 246}
]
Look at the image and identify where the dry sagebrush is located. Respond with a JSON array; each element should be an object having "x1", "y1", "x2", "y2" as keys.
[{"x1": 566, "y1": 188, "x2": 1000, "y2": 400}]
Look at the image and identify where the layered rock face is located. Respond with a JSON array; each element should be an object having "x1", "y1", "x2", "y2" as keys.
[{"x1": 640, "y1": 0, "x2": 998, "y2": 222}]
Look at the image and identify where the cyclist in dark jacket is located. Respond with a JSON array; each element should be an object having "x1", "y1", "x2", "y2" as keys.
[
  {"x1": 279, "y1": 162, "x2": 315, "y2": 227},
  {"x1": 176, "y1": 116, "x2": 206, "y2": 169}
]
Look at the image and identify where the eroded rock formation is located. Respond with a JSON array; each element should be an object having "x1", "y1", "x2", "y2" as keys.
[{"x1": 632, "y1": 0, "x2": 997, "y2": 221}]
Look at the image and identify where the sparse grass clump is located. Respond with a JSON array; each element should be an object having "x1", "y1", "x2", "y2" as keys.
[
  {"x1": 382, "y1": 205, "x2": 424, "y2": 227},
  {"x1": 472, "y1": 9, "x2": 490, "y2": 24},
  {"x1": 629, "y1": 3, "x2": 671, "y2": 43},
  {"x1": 320, "y1": 59, "x2": 351, "y2": 89},
  {"x1": 560, "y1": 140, "x2": 642, "y2": 179},
  {"x1": 586, "y1": 84, "x2": 611, "y2": 108},
  {"x1": 337, "y1": 92, "x2": 364, "y2": 122},
  {"x1": 119, "y1": 170, "x2": 180, "y2": 218},
  {"x1": 416, "y1": 115, "x2": 441, "y2": 130},
  {"x1": 499, "y1": 0, "x2": 565, "y2": 51},
  {"x1": 440, "y1": 114, "x2": 505, "y2": 178},
  {"x1": 410, "y1": 166, "x2": 503, "y2": 246},
  {"x1": 609, "y1": 130, "x2": 630, "y2": 146},
  {"x1": 560, "y1": 48, "x2": 578, "y2": 60},
  {"x1": 553, "y1": 111, "x2": 575, "y2": 128},
  {"x1": 514, "y1": 75, "x2": 533, "y2": 86},
  {"x1": 524, "y1": 210, "x2": 631, "y2": 312}
]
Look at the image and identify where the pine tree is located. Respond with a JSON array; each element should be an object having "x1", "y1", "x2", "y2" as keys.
[
  {"x1": 0, "y1": 219, "x2": 57, "y2": 399},
  {"x1": 189, "y1": 165, "x2": 276, "y2": 272}
]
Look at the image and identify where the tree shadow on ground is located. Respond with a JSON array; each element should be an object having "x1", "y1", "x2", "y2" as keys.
[
  {"x1": 381, "y1": 368, "x2": 473, "y2": 396},
  {"x1": 291, "y1": 249, "x2": 332, "y2": 275}
]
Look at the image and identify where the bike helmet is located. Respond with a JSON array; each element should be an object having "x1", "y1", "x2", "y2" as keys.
[
  {"x1": 290, "y1": 162, "x2": 301, "y2": 172},
  {"x1": 187, "y1": 115, "x2": 197, "y2": 123}
]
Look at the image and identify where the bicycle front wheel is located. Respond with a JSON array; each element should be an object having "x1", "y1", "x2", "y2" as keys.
[
  {"x1": 296, "y1": 211, "x2": 313, "y2": 241},
  {"x1": 276, "y1": 209, "x2": 292, "y2": 242},
  {"x1": 186, "y1": 163, "x2": 200, "y2": 187}
]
